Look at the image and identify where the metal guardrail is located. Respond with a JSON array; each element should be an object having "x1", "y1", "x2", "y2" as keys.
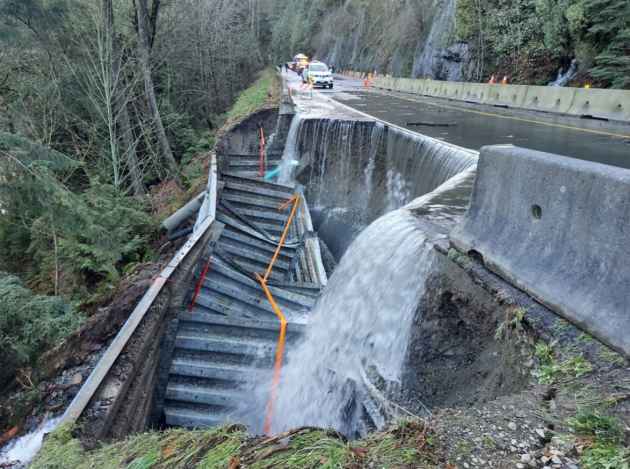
[{"x1": 60, "y1": 153, "x2": 218, "y2": 425}]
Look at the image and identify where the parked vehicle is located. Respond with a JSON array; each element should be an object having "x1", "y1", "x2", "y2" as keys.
[
  {"x1": 293, "y1": 54, "x2": 309, "y2": 75},
  {"x1": 302, "y1": 61, "x2": 334, "y2": 88}
]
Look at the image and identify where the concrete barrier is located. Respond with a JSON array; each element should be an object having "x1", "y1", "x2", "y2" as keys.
[
  {"x1": 424, "y1": 81, "x2": 444, "y2": 98},
  {"x1": 398, "y1": 78, "x2": 414, "y2": 92},
  {"x1": 373, "y1": 76, "x2": 390, "y2": 88},
  {"x1": 411, "y1": 80, "x2": 427, "y2": 93},
  {"x1": 450, "y1": 145, "x2": 630, "y2": 358},
  {"x1": 567, "y1": 88, "x2": 630, "y2": 122},
  {"x1": 439, "y1": 82, "x2": 464, "y2": 100},
  {"x1": 461, "y1": 83, "x2": 490, "y2": 104},
  {"x1": 522, "y1": 85, "x2": 576, "y2": 114},
  {"x1": 486, "y1": 84, "x2": 529, "y2": 108},
  {"x1": 371, "y1": 77, "x2": 630, "y2": 122}
]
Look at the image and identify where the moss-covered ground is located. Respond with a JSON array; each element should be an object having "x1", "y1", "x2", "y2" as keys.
[{"x1": 30, "y1": 420, "x2": 441, "y2": 469}]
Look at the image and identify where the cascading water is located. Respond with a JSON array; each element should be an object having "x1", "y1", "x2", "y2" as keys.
[
  {"x1": 0, "y1": 415, "x2": 60, "y2": 466},
  {"x1": 363, "y1": 122, "x2": 384, "y2": 210},
  {"x1": 384, "y1": 126, "x2": 477, "y2": 206},
  {"x1": 237, "y1": 206, "x2": 440, "y2": 436},
  {"x1": 278, "y1": 115, "x2": 303, "y2": 184},
  {"x1": 283, "y1": 117, "x2": 476, "y2": 224}
]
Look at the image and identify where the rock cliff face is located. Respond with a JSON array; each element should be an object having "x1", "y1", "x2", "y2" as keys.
[{"x1": 312, "y1": 0, "x2": 475, "y2": 80}]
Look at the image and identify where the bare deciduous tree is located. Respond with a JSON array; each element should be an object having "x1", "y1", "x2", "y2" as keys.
[{"x1": 135, "y1": 0, "x2": 185, "y2": 189}]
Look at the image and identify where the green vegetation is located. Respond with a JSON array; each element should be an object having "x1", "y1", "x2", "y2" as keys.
[
  {"x1": 532, "y1": 326, "x2": 629, "y2": 469},
  {"x1": 570, "y1": 410, "x2": 625, "y2": 445},
  {"x1": 581, "y1": 444, "x2": 630, "y2": 469},
  {"x1": 30, "y1": 419, "x2": 441, "y2": 469},
  {"x1": 446, "y1": 248, "x2": 474, "y2": 269},
  {"x1": 482, "y1": 436, "x2": 496, "y2": 450},
  {"x1": 495, "y1": 306, "x2": 529, "y2": 340},
  {"x1": 0, "y1": 273, "x2": 84, "y2": 387},
  {"x1": 532, "y1": 346, "x2": 593, "y2": 385},
  {"x1": 456, "y1": 0, "x2": 630, "y2": 87},
  {"x1": 0, "y1": 0, "x2": 264, "y2": 298},
  {"x1": 569, "y1": 410, "x2": 629, "y2": 469},
  {"x1": 220, "y1": 72, "x2": 280, "y2": 135}
]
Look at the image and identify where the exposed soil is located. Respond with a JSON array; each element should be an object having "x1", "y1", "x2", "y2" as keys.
[
  {"x1": 0, "y1": 263, "x2": 162, "y2": 443},
  {"x1": 376, "y1": 242, "x2": 630, "y2": 468}
]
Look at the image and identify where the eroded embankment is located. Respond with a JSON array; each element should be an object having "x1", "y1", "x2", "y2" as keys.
[
  {"x1": 270, "y1": 108, "x2": 630, "y2": 467},
  {"x1": 7, "y1": 87, "x2": 630, "y2": 469}
]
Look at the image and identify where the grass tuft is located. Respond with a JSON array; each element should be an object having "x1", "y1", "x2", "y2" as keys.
[
  {"x1": 29, "y1": 419, "x2": 442, "y2": 469},
  {"x1": 570, "y1": 410, "x2": 625, "y2": 445}
]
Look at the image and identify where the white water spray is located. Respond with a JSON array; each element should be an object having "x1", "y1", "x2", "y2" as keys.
[
  {"x1": 0, "y1": 415, "x2": 61, "y2": 466},
  {"x1": 239, "y1": 206, "x2": 439, "y2": 436},
  {"x1": 278, "y1": 115, "x2": 303, "y2": 184}
]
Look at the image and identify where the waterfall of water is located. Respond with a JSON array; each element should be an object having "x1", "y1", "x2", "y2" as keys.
[
  {"x1": 0, "y1": 415, "x2": 61, "y2": 465},
  {"x1": 549, "y1": 59, "x2": 578, "y2": 87},
  {"x1": 363, "y1": 122, "x2": 384, "y2": 209},
  {"x1": 278, "y1": 115, "x2": 303, "y2": 184},
  {"x1": 263, "y1": 132, "x2": 275, "y2": 165},
  {"x1": 385, "y1": 127, "x2": 477, "y2": 207},
  {"x1": 239, "y1": 207, "x2": 439, "y2": 436}
]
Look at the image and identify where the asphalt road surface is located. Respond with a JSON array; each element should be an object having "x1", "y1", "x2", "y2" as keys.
[{"x1": 282, "y1": 70, "x2": 630, "y2": 170}]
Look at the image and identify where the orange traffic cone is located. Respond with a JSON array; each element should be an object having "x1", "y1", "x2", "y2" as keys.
[
  {"x1": 501, "y1": 75, "x2": 507, "y2": 85},
  {"x1": 363, "y1": 77, "x2": 368, "y2": 87},
  {"x1": 489, "y1": 75, "x2": 495, "y2": 84},
  {"x1": 374, "y1": 70, "x2": 377, "y2": 76}
]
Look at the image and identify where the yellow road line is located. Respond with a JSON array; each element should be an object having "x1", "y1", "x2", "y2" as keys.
[{"x1": 397, "y1": 96, "x2": 630, "y2": 140}]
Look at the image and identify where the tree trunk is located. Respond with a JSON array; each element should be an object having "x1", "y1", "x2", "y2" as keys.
[
  {"x1": 135, "y1": 0, "x2": 185, "y2": 189},
  {"x1": 104, "y1": 0, "x2": 145, "y2": 195}
]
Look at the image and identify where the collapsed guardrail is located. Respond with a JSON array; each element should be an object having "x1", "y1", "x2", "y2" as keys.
[{"x1": 60, "y1": 153, "x2": 218, "y2": 428}]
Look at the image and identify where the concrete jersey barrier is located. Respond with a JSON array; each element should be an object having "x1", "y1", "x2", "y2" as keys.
[
  {"x1": 372, "y1": 77, "x2": 630, "y2": 123},
  {"x1": 568, "y1": 88, "x2": 630, "y2": 121},
  {"x1": 522, "y1": 85, "x2": 576, "y2": 114},
  {"x1": 486, "y1": 84, "x2": 529, "y2": 108},
  {"x1": 450, "y1": 145, "x2": 630, "y2": 358}
]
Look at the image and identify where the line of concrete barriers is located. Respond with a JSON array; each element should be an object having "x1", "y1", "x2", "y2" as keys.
[{"x1": 372, "y1": 76, "x2": 630, "y2": 123}]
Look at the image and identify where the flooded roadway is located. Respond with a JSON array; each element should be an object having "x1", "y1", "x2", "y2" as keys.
[{"x1": 283, "y1": 71, "x2": 630, "y2": 170}]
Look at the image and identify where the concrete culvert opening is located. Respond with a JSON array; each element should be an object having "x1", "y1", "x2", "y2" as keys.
[{"x1": 467, "y1": 249, "x2": 485, "y2": 265}]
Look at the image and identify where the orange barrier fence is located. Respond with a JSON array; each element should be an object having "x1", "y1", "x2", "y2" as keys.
[
  {"x1": 256, "y1": 272, "x2": 288, "y2": 436},
  {"x1": 257, "y1": 193, "x2": 300, "y2": 435},
  {"x1": 264, "y1": 195, "x2": 299, "y2": 281}
]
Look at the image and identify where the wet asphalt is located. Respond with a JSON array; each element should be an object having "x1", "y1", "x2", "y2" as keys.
[{"x1": 283, "y1": 71, "x2": 630, "y2": 170}]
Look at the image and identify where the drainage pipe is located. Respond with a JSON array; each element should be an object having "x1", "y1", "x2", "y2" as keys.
[
  {"x1": 263, "y1": 160, "x2": 301, "y2": 180},
  {"x1": 163, "y1": 191, "x2": 206, "y2": 230},
  {"x1": 167, "y1": 226, "x2": 193, "y2": 242}
]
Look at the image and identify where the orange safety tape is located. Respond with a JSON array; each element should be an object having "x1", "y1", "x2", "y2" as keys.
[
  {"x1": 255, "y1": 272, "x2": 287, "y2": 436},
  {"x1": 263, "y1": 194, "x2": 300, "y2": 282}
]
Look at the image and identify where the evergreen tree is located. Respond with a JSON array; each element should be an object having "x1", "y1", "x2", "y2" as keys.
[{"x1": 584, "y1": 0, "x2": 630, "y2": 88}]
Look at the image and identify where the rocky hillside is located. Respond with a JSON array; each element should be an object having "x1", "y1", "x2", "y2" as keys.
[{"x1": 266, "y1": 0, "x2": 630, "y2": 88}]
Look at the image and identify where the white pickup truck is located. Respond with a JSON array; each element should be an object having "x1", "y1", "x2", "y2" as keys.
[{"x1": 302, "y1": 62, "x2": 334, "y2": 89}]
